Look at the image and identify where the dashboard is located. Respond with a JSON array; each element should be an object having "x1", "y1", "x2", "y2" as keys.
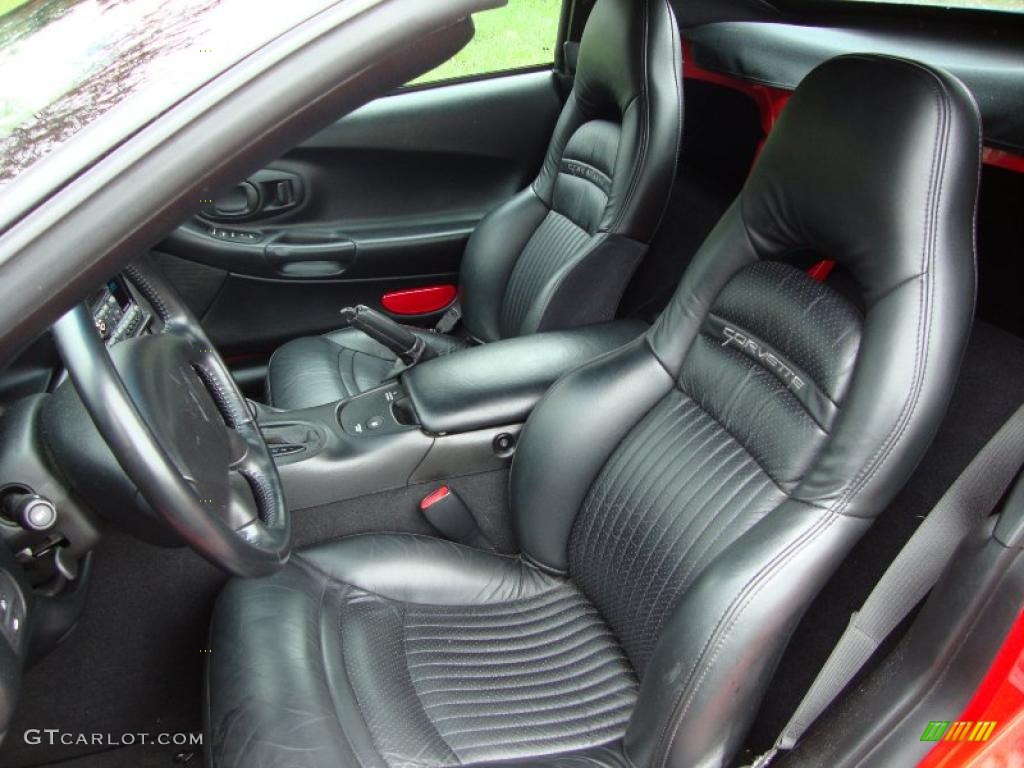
[
  {"x1": 0, "y1": 271, "x2": 157, "y2": 732},
  {"x1": 0, "y1": 273, "x2": 155, "y2": 408},
  {"x1": 88, "y1": 275, "x2": 151, "y2": 347}
]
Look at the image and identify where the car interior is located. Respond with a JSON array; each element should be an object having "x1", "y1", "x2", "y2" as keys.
[{"x1": 0, "y1": 0, "x2": 1023, "y2": 766}]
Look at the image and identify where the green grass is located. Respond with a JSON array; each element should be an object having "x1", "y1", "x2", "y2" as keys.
[
  {"x1": 0, "y1": 0, "x2": 31, "y2": 17},
  {"x1": 852, "y1": 0, "x2": 1024, "y2": 7},
  {"x1": 412, "y1": 0, "x2": 562, "y2": 86}
]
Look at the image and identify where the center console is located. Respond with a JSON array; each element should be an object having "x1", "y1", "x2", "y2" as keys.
[{"x1": 253, "y1": 320, "x2": 646, "y2": 510}]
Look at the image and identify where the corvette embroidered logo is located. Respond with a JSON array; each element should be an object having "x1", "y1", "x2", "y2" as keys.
[
  {"x1": 720, "y1": 327, "x2": 806, "y2": 392},
  {"x1": 920, "y1": 720, "x2": 998, "y2": 742},
  {"x1": 561, "y1": 160, "x2": 612, "y2": 193}
]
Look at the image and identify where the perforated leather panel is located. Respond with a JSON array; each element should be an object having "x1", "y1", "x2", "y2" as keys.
[
  {"x1": 500, "y1": 211, "x2": 593, "y2": 337},
  {"x1": 569, "y1": 262, "x2": 863, "y2": 674},
  {"x1": 710, "y1": 261, "x2": 862, "y2": 405},
  {"x1": 341, "y1": 589, "x2": 458, "y2": 767},
  {"x1": 498, "y1": 120, "x2": 625, "y2": 338},
  {"x1": 570, "y1": 391, "x2": 787, "y2": 674},
  {"x1": 339, "y1": 581, "x2": 638, "y2": 767}
]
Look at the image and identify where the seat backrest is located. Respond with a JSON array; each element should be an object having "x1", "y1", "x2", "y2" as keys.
[
  {"x1": 510, "y1": 55, "x2": 980, "y2": 767},
  {"x1": 459, "y1": 0, "x2": 682, "y2": 344}
]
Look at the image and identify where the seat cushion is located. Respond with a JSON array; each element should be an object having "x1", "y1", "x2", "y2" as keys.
[
  {"x1": 206, "y1": 534, "x2": 639, "y2": 768},
  {"x1": 266, "y1": 327, "x2": 469, "y2": 410}
]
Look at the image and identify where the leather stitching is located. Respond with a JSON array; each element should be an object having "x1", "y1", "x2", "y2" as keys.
[
  {"x1": 696, "y1": 323, "x2": 839, "y2": 432},
  {"x1": 652, "y1": 511, "x2": 840, "y2": 768},
  {"x1": 833, "y1": 58, "x2": 950, "y2": 517},
  {"x1": 648, "y1": 57, "x2": 960, "y2": 768},
  {"x1": 533, "y1": 233, "x2": 641, "y2": 333},
  {"x1": 319, "y1": 575, "x2": 374, "y2": 768},
  {"x1": 501, "y1": 211, "x2": 594, "y2": 336},
  {"x1": 642, "y1": 0, "x2": 684, "y2": 242},
  {"x1": 608, "y1": 0, "x2": 652, "y2": 234},
  {"x1": 676, "y1": 382, "x2": 802, "y2": 497},
  {"x1": 398, "y1": 612, "x2": 465, "y2": 764},
  {"x1": 295, "y1": 555, "x2": 461, "y2": 766}
]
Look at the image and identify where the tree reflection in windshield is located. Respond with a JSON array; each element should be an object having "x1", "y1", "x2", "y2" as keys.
[
  {"x1": 0, "y1": 0, "x2": 338, "y2": 184},
  {"x1": 0, "y1": 0, "x2": 228, "y2": 182}
]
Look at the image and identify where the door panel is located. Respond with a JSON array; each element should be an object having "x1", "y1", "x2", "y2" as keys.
[{"x1": 157, "y1": 69, "x2": 563, "y2": 357}]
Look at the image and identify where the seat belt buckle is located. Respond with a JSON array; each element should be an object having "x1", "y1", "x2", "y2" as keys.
[
  {"x1": 419, "y1": 485, "x2": 493, "y2": 551},
  {"x1": 435, "y1": 300, "x2": 462, "y2": 334}
]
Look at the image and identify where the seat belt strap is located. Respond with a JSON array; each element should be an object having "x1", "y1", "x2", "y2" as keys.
[
  {"x1": 435, "y1": 300, "x2": 462, "y2": 334},
  {"x1": 749, "y1": 401, "x2": 1024, "y2": 768}
]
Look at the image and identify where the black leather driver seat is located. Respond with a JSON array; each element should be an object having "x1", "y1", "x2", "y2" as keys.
[
  {"x1": 207, "y1": 55, "x2": 980, "y2": 768},
  {"x1": 265, "y1": 0, "x2": 683, "y2": 410}
]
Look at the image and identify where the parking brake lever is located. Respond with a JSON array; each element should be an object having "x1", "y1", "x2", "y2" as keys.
[{"x1": 340, "y1": 305, "x2": 437, "y2": 366}]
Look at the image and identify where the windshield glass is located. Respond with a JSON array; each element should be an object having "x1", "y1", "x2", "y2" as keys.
[{"x1": 0, "y1": 0, "x2": 343, "y2": 184}]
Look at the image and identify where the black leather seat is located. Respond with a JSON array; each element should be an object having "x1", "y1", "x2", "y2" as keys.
[
  {"x1": 265, "y1": 0, "x2": 683, "y2": 410},
  {"x1": 207, "y1": 55, "x2": 980, "y2": 768}
]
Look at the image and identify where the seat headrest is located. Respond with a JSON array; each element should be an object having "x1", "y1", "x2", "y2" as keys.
[
  {"x1": 742, "y1": 54, "x2": 981, "y2": 305},
  {"x1": 575, "y1": 0, "x2": 650, "y2": 115},
  {"x1": 648, "y1": 53, "x2": 980, "y2": 520}
]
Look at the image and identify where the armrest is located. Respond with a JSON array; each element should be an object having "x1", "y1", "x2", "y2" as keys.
[{"x1": 402, "y1": 320, "x2": 647, "y2": 435}]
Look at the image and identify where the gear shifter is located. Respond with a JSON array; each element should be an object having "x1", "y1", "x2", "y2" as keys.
[{"x1": 339, "y1": 305, "x2": 438, "y2": 366}]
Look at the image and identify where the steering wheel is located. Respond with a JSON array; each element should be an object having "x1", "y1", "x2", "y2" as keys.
[{"x1": 51, "y1": 259, "x2": 290, "y2": 577}]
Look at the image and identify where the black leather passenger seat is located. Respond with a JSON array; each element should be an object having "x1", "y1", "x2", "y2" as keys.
[{"x1": 265, "y1": 0, "x2": 683, "y2": 410}]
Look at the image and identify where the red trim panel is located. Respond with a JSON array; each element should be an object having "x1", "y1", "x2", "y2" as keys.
[
  {"x1": 683, "y1": 42, "x2": 1024, "y2": 175},
  {"x1": 808, "y1": 260, "x2": 837, "y2": 283},
  {"x1": 984, "y1": 147, "x2": 1024, "y2": 175},
  {"x1": 381, "y1": 285, "x2": 457, "y2": 316},
  {"x1": 683, "y1": 41, "x2": 792, "y2": 137},
  {"x1": 420, "y1": 486, "x2": 451, "y2": 511}
]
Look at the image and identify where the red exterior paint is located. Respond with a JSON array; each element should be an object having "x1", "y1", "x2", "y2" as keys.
[
  {"x1": 420, "y1": 486, "x2": 451, "y2": 511},
  {"x1": 381, "y1": 285, "x2": 457, "y2": 316},
  {"x1": 918, "y1": 608, "x2": 1024, "y2": 767}
]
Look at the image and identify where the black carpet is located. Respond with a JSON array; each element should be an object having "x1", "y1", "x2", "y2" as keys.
[
  {"x1": 0, "y1": 528, "x2": 223, "y2": 768},
  {"x1": 13, "y1": 742, "x2": 203, "y2": 768},
  {"x1": 291, "y1": 468, "x2": 514, "y2": 553}
]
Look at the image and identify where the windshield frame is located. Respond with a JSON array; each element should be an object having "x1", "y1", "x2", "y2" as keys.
[{"x1": 0, "y1": 0, "x2": 496, "y2": 369}]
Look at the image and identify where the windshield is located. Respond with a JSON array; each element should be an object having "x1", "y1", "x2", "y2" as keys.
[{"x1": 0, "y1": 0, "x2": 344, "y2": 184}]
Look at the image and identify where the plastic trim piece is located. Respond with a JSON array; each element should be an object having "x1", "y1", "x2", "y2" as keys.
[{"x1": 382, "y1": 285, "x2": 457, "y2": 315}]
